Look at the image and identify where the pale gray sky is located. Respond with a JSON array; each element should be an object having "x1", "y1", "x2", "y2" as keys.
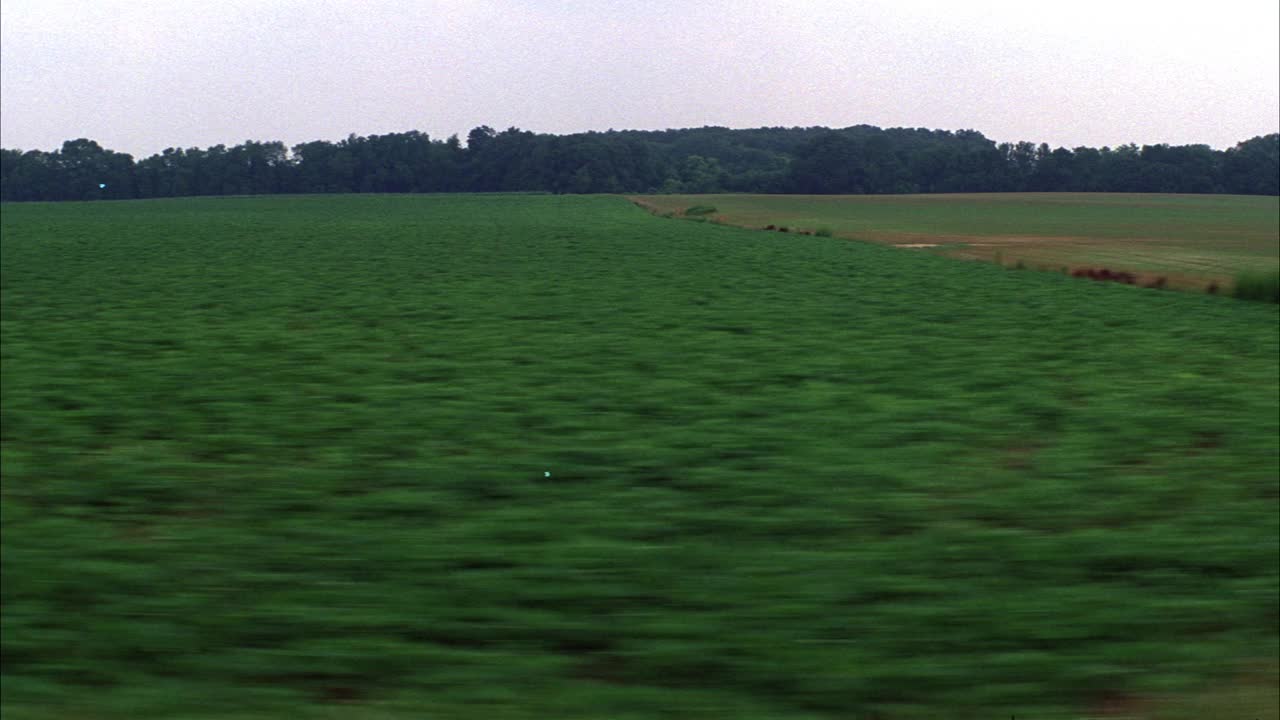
[{"x1": 2, "y1": 0, "x2": 1277, "y2": 158}]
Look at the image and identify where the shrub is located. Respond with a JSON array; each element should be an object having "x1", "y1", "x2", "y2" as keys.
[
  {"x1": 684, "y1": 205, "x2": 718, "y2": 216},
  {"x1": 815, "y1": 227, "x2": 833, "y2": 237},
  {"x1": 1233, "y1": 270, "x2": 1280, "y2": 303}
]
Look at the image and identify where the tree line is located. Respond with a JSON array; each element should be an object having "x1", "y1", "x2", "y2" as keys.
[{"x1": 2, "y1": 125, "x2": 1277, "y2": 201}]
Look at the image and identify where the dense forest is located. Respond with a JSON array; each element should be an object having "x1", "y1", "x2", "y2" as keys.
[{"x1": 1, "y1": 125, "x2": 1277, "y2": 201}]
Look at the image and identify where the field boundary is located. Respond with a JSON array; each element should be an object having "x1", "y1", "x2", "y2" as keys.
[{"x1": 628, "y1": 194, "x2": 1280, "y2": 296}]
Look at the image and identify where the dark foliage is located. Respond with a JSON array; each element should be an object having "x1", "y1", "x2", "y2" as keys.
[
  {"x1": 2, "y1": 126, "x2": 1277, "y2": 201},
  {"x1": 1233, "y1": 270, "x2": 1280, "y2": 303}
]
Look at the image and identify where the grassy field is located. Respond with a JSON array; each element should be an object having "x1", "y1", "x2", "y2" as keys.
[
  {"x1": 1, "y1": 194, "x2": 1278, "y2": 719},
  {"x1": 635, "y1": 193, "x2": 1280, "y2": 292}
]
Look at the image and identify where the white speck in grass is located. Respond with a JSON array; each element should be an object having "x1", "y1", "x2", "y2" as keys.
[
  {"x1": 545, "y1": 471, "x2": 551, "y2": 478},
  {"x1": 98, "y1": 183, "x2": 106, "y2": 189}
]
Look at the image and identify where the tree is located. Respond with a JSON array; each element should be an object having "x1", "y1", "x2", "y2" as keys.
[
  {"x1": 1223, "y1": 134, "x2": 1279, "y2": 195},
  {"x1": 3, "y1": 126, "x2": 1278, "y2": 201}
]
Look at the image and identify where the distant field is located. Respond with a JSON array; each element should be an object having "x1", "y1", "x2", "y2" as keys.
[
  {"x1": 636, "y1": 193, "x2": 1280, "y2": 291},
  {"x1": 1, "y1": 195, "x2": 1277, "y2": 719}
]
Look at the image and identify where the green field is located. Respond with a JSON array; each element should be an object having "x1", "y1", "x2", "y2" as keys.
[
  {"x1": 2, "y1": 194, "x2": 1278, "y2": 719},
  {"x1": 637, "y1": 193, "x2": 1280, "y2": 291}
]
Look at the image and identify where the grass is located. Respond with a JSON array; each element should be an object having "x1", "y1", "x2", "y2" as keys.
[
  {"x1": 2, "y1": 194, "x2": 1278, "y2": 719},
  {"x1": 635, "y1": 193, "x2": 1280, "y2": 292}
]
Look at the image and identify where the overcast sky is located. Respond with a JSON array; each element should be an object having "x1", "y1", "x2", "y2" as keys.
[{"x1": 2, "y1": 0, "x2": 1277, "y2": 158}]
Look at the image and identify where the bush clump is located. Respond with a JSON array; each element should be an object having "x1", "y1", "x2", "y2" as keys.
[
  {"x1": 684, "y1": 205, "x2": 718, "y2": 216},
  {"x1": 815, "y1": 227, "x2": 834, "y2": 237},
  {"x1": 1233, "y1": 270, "x2": 1280, "y2": 303}
]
